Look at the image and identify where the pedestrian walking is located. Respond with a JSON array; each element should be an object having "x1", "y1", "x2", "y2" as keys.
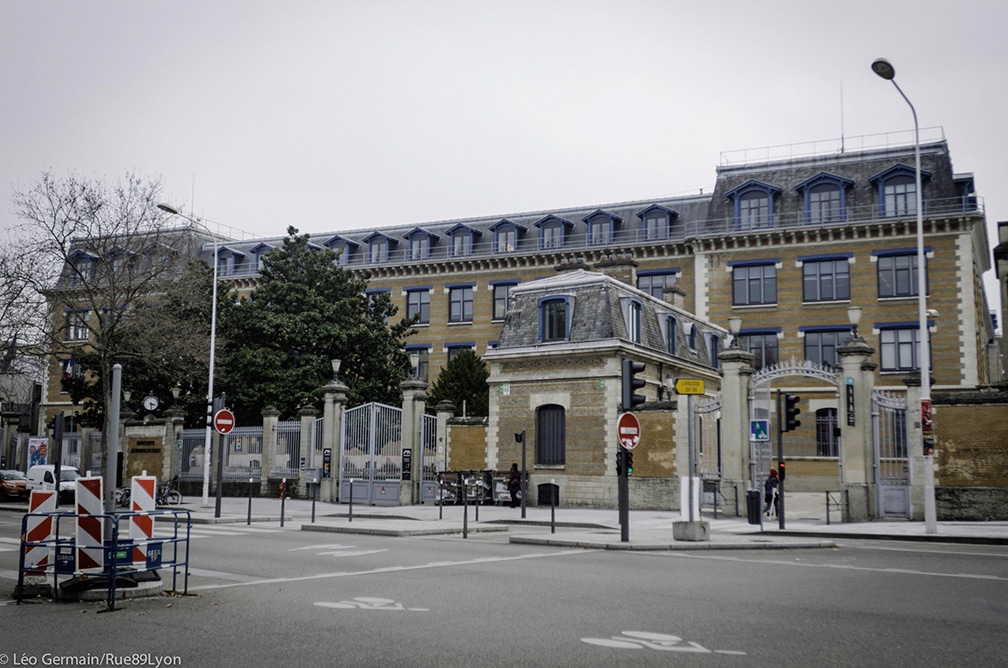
[
  {"x1": 764, "y1": 468, "x2": 779, "y2": 516},
  {"x1": 507, "y1": 463, "x2": 521, "y2": 508}
]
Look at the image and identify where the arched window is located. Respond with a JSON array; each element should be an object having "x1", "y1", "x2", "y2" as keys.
[{"x1": 537, "y1": 404, "x2": 566, "y2": 466}]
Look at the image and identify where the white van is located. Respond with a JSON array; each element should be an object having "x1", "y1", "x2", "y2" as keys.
[{"x1": 26, "y1": 465, "x2": 81, "y2": 501}]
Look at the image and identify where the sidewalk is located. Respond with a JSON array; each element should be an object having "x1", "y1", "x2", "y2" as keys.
[{"x1": 161, "y1": 492, "x2": 1008, "y2": 550}]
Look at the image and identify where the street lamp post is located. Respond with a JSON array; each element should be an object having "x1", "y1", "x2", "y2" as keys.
[
  {"x1": 871, "y1": 58, "x2": 937, "y2": 533},
  {"x1": 158, "y1": 203, "x2": 219, "y2": 508}
]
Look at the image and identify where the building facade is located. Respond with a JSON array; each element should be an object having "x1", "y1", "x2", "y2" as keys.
[{"x1": 41, "y1": 131, "x2": 1002, "y2": 506}]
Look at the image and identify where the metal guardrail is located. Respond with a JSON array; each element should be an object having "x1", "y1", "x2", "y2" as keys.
[
  {"x1": 210, "y1": 195, "x2": 983, "y2": 279},
  {"x1": 17, "y1": 509, "x2": 191, "y2": 611},
  {"x1": 826, "y1": 490, "x2": 851, "y2": 525}
]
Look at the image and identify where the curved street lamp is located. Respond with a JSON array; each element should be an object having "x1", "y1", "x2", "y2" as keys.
[
  {"x1": 871, "y1": 58, "x2": 936, "y2": 533},
  {"x1": 158, "y1": 203, "x2": 219, "y2": 508}
]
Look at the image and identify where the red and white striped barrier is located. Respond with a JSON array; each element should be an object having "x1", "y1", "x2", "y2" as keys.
[
  {"x1": 25, "y1": 490, "x2": 57, "y2": 575},
  {"x1": 75, "y1": 477, "x2": 104, "y2": 572},
  {"x1": 129, "y1": 476, "x2": 156, "y2": 565}
]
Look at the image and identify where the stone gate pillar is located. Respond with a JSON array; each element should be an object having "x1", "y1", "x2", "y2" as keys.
[
  {"x1": 296, "y1": 405, "x2": 319, "y2": 496},
  {"x1": 435, "y1": 400, "x2": 456, "y2": 473},
  {"x1": 837, "y1": 333, "x2": 877, "y2": 521},
  {"x1": 320, "y1": 376, "x2": 348, "y2": 503},
  {"x1": 903, "y1": 372, "x2": 927, "y2": 521},
  {"x1": 718, "y1": 345, "x2": 755, "y2": 511},
  {"x1": 399, "y1": 376, "x2": 428, "y2": 505},
  {"x1": 260, "y1": 406, "x2": 280, "y2": 496}
]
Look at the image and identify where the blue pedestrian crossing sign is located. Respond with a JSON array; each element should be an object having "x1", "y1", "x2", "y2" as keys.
[{"x1": 750, "y1": 419, "x2": 770, "y2": 442}]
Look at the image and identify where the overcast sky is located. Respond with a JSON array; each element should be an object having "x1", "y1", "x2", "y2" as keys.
[{"x1": 2, "y1": 0, "x2": 1005, "y2": 320}]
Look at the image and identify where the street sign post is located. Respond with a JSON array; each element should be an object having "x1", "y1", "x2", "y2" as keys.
[
  {"x1": 750, "y1": 419, "x2": 770, "y2": 442},
  {"x1": 617, "y1": 412, "x2": 641, "y2": 450},
  {"x1": 213, "y1": 408, "x2": 235, "y2": 435}
]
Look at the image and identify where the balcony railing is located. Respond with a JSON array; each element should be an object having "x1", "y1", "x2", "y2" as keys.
[{"x1": 213, "y1": 195, "x2": 982, "y2": 279}]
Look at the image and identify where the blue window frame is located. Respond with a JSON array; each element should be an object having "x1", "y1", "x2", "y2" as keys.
[
  {"x1": 636, "y1": 204, "x2": 680, "y2": 241},
  {"x1": 801, "y1": 326, "x2": 847, "y2": 369},
  {"x1": 445, "y1": 223, "x2": 480, "y2": 258},
  {"x1": 796, "y1": 173, "x2": 854, "y2": 225},
  {"x1": 870, "y1": 164, "x2": 931, "y2": 218},
  {"x1": 725, "y1": 180, "x2": 781, "y2": 230},
  {"x1": 363, "y1": 232, "x2": 393, "y2": 264},
  {"x1": 489, "y1": 219, "x2": 525, "y2": 254},
  {"x1": 878, "y1": 321, "x2": 932, "y2": 372},
  {"x1": 405, "y1": 344, "x2": 431, "y2": 380},
  {"x1": 445, "y1": 342, "x2": 475, "y2": 364},
  {"x1": 730, "y1": 260, "x2": 778, "y2": 306},
  {"x1": 800, "y1": 254, "x2": 852, "y2": 302},
  {"x1": 582, "y1": 210, "x2": 620, "y2": 246},
  {"x1": 874, "y1": 248, "x2": 929, "y2": 298},
  {"x1": 637, "y1": 269, "x2": 679, "y2": 300},
  {"x1": 325, "y1": 235, "x2": 359, "y2": 266},
  {"x1": 405, "y1": 286, "x2": 431, "y2": 325},
  {"x1": 448, "y1": 284, "x2": 474, "y2": 323},
  {"x1": 535, "y1": 215, "x2": 573, "y2": 250},
  {"x1": 740, "y1": 329, "x2": 780, "y2": 371},
  {"x1": 490, "y1": 280, "x2": 519, "y2": 320}
]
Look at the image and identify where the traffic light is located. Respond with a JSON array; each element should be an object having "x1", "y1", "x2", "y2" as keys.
[
  {"x1": 784, "y1": 394, "x2": 801, "y2": 432},
  {"x1": 616, "y1": 449, "x2": 625, "y2": 476},
  {"x1": 625, "y1": 450, "x2": 633, "y2": 477},
  {"x1": 621, "y1": 356, "x2": 646, "y2": 411},
  {"x1": 778, "y1": 461, "x2": 786, "y2": 482}
]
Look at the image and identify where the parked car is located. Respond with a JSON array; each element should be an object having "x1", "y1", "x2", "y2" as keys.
[
  {"x1": 26, "y1": 465, "x2": 81, "y2": 502},
  {"x1": 0, "y1": 470, "x2": 28, "y2": 500}
]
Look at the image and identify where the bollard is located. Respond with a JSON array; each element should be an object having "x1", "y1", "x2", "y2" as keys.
[
  {"x1": 474, "y1": 478, "x2": 479, "y2": 522},
  {"x1": 348, "y1": 479, "x2": 353, "y2": 523},
  {"x1": 462, "y1": 479, "x2": 468, "y2": 539},
  {"x1": 438, "y1": 474, "x2": 443, "y2": 520},
  {"x1": 280, "y1": 478, "x2": 286, "y2": 528},
  {"x1": 551, "y1": 478, "x2": 556, "y2": 534},
  {"x1": 311, "y1": 481, "x2": 316, "y2": 524},
  {"x1": 247, "y1": 477, "x2": 253, "y2": 526}
]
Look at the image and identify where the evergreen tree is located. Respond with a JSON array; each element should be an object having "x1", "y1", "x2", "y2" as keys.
[
  {"x1": 218, "y1": 227, "x2": 414, "y2": 422},
  {"x1": 425, "y1": 349, "x2": 489, "y2": 417}
]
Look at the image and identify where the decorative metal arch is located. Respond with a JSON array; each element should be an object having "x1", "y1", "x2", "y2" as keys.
[{"x1": 751, "y1": 358, "x2": 842, "y2": 388}]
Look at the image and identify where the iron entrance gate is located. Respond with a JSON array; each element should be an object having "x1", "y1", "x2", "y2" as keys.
[
  {"x1": 339, "y1": 402, "x2": 403, "y2": 506},
  {"x1": 872, "y1": 389, "x2": 910, "y2": 518}
]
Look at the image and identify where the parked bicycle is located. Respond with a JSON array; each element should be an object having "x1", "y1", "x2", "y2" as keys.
[
  {"x1": 156, "y1": 477, "x2": 183, "y2": 506},
  {"x1": 114, "y1": 486, "x2": 131, "y2": 508}
]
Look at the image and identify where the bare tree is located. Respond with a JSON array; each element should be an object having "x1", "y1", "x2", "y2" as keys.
[{"x1": 8, "y1": 170, "x2": 205, "y2": 502}]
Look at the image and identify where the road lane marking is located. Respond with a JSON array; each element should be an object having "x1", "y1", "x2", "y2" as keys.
[{"x1": 188, "y1": 548, "x2": 591, "y2": 591}]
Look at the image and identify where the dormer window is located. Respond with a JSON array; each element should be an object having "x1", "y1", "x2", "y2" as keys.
[
  {"x1": 619, "y1": 297, "x2": 643, "y2": 343},
  {"x1": 446, "y1": 223, "x2": 481, "y2": 258},
  {"x1": 325, "y1": 235, "x2": 359, "y2": 266},
  {"x1": 725, "y1": 180, "x2": 781, "y2": 230},
  {"x1": 216, "y1": 247, "x2": 244, "y2": 276},
  {"x1": 250, "y1": 243, "x2": 274, "y2": 273},
  {"x1": 535, "y1": 215, "x2": 573, "y2": 251},
  {"x1": 539, "y1": 296, "x2": 573, "y2": 342},
  {"x1": 65, "y1": 250, "x2": 97, "y2": 287},
  {"x1": 363, "y1": 232, "x2": 394, "y2": 264},
  {"x1": 870, "y1": 164, "x2": 931, "y2": 218},
  {"x1": 489, "y1": 219, "x2": 526, "y2": 254},
  {"x1": 636, "y1": 204, "x2": 680, "y2": 241},
  {"x1": 582, "y1": 210, "x2": 621, "y2": 246},
  {"x1": 403, "y1": 228, "x2": 437, "y2": 261},
  {"x1": 796, "y1": 173, "x2": 854, "y2": 225}
]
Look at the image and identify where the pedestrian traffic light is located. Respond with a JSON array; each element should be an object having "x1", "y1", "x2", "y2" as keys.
[
  {"x1": 784, "y1": 394, "x2": 801, "y2": 432},
  {"x1": 621, "y1": 356, "x2": 646, "y2": 411},
  {"x1": 625, "y1": 450, "x2": 633, "y2": 476},
  {"x1": 616, "y1": 449, "x2": 625, "y2": 476},
  {"x1": 778, "y1": 461, "x2": 786, "y2": 482}
]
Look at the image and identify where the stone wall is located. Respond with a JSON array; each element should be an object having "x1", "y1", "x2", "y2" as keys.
[{"x1": 934, "y1": 390, "x2": 1008, "y2": 519}]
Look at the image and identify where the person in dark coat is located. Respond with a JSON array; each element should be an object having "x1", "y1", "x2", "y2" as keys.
[
  {"x1": 764, "y1": 468, "x2": 779, "y2": 516},
  {"x1": 507, "y1": 463, "x2": 521, "y2": 508}
]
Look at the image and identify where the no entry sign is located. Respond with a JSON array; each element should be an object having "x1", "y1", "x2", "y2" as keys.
[
  {"x1": 617, "y1": 412, "x2": 641, "y2": 450},
  {"x1": 213, "y1": 408, "x2": 236, "y2": 434}
]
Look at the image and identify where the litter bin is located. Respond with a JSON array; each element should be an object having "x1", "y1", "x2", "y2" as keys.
[
  {"x1": 746, "y1": 489, "x2": 762, "y2": 525},
  {"x1": 538, "y1": 482, "x2": 559, "y2": 507}
]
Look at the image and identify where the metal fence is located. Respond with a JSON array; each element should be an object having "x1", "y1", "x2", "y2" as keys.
[{"x1": 273, "y1": 421, "x2": 301, "y2": 479}]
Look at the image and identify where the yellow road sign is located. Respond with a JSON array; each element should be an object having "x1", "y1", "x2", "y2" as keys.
[{"x1": 674, "y1": 379, "x2": 705, "y2": 395}]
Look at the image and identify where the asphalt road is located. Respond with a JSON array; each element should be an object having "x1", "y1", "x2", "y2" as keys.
[{"x1": 0, "y1": 511, "x2": 1006, "y2": 667}]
